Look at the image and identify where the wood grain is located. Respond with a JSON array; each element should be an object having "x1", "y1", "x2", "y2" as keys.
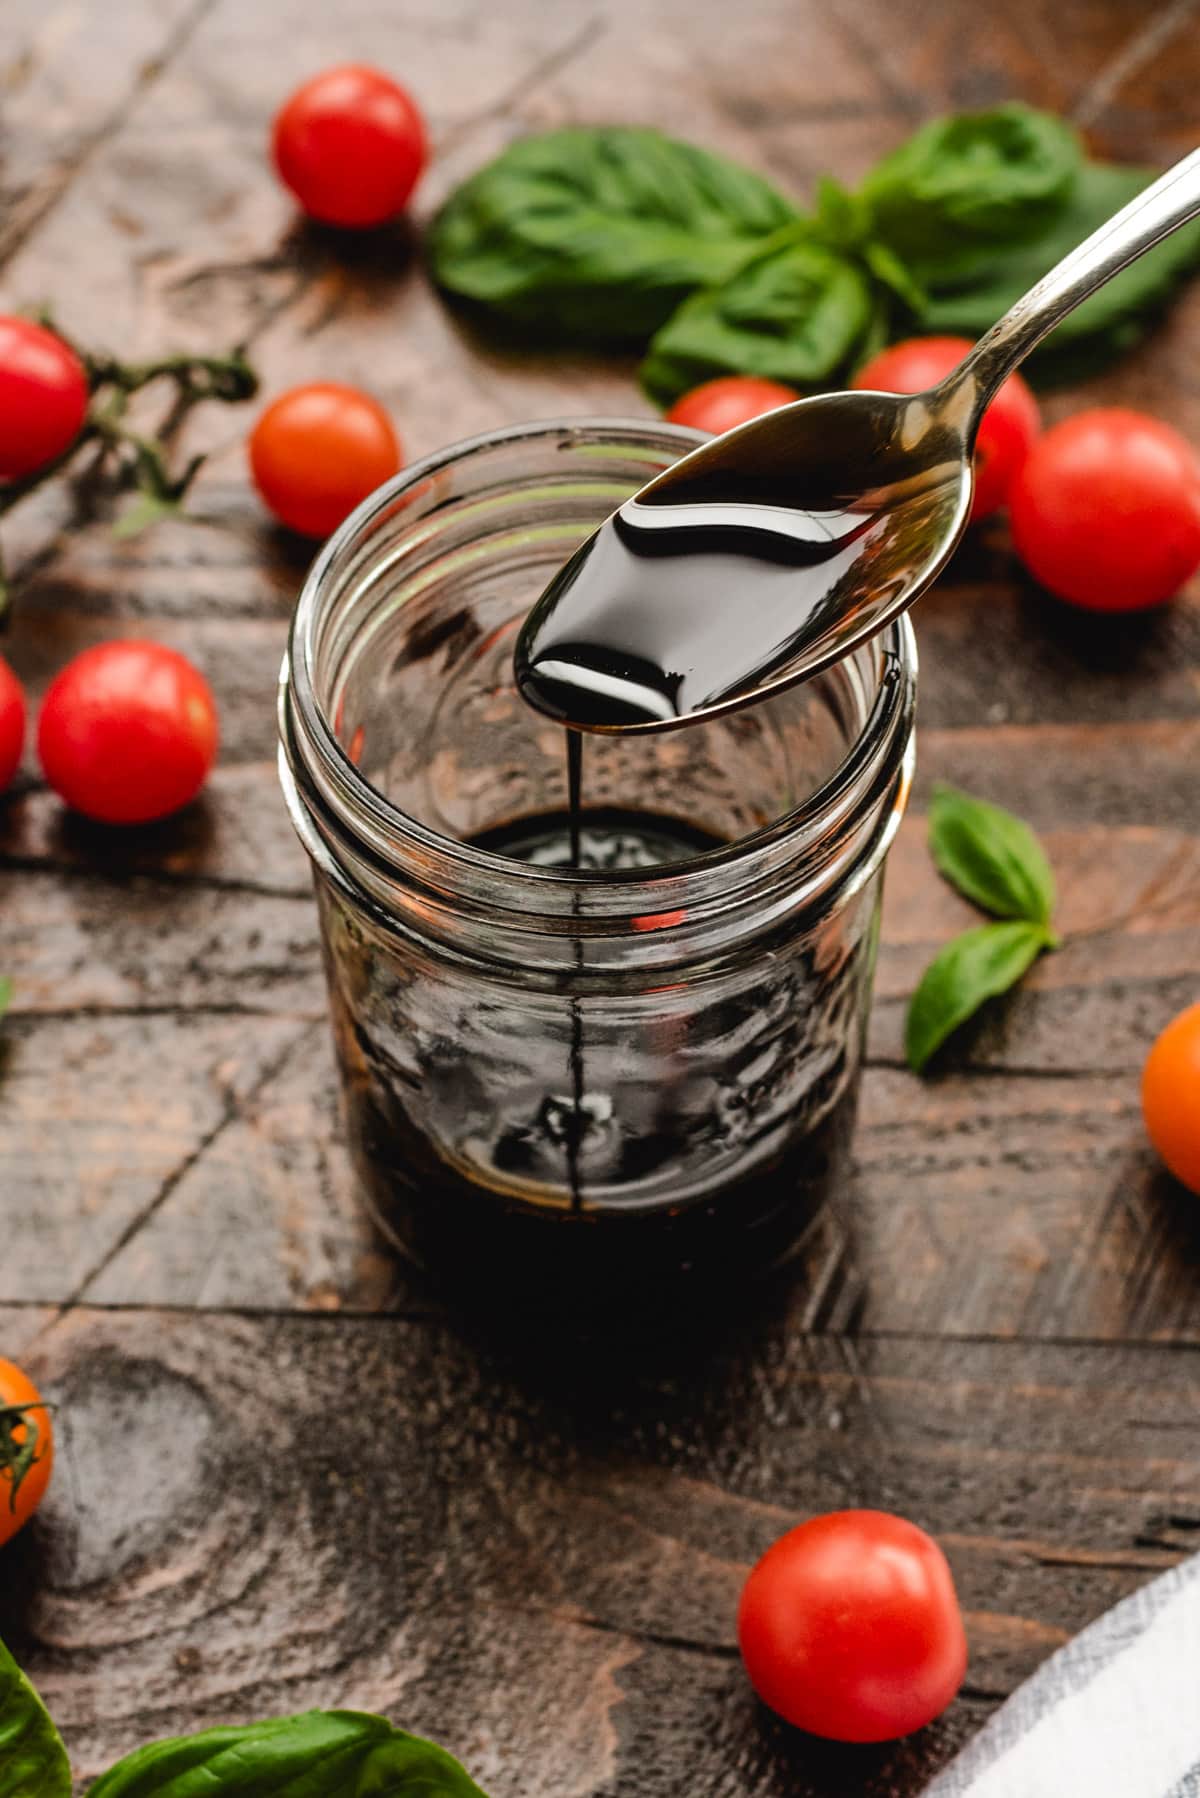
[
  {"x1": 0, "y1": 0, "x2": 209, "y2": 268},
  {"x1": 2, "y1": 2, "x2": 1200, "y2": 1790},
  {"x1": 2, "y1": 800, "x2": 1197, "y2": 1333},
  {"x1": 1, "y1": 1310, "x2": 1197, "y2": 1795}
]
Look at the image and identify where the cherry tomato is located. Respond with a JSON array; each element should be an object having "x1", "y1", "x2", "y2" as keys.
[
  {"x1": 250, "y1": 382, "x2": 401, "y2": 538},
  {"x1": 1143, "y1": 1001, "x2": 1200, "y2": 1194},
  {"x1": 272, "y1": 65, "x2": 427, "y2": 228},
  {"x1": 1010, "y1": 409, "x2": 1200, "y2": 611},
  {"x1": 854, "y1": 336, "x2": 1040, "y2": 520},
  {"x1": 38, "y1": 640, "x2": 218, "y2": 825},
  {"x1": 0, "y1": 1358, "x2": 53, "y2": 1550},
  {"x1": 737, "y1": 1508, "x2": 967, "y2": 1742},
  {"x1": 0, "y1": 656, "x2": 26, "y2": 793},
  {"x1": 666, "y1": 376, "x2": 801, "y2": 435},
  {"x1": 0, "y1": 316, "x2": 89, "y2": 482}
]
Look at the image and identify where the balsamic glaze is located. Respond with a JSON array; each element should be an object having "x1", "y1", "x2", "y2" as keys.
[
  {"x1": 513, "y1": 455, "x2": 958, "y2": 730},
  {"x1": 515, "y1": 499, "x2": 879, "y2": 728},
  {"x1": 335, "y1": 797, "x2": 861, "y2": 1313},
  {"x1": 346, "y1": 1071, "x2": 855, "y2": 1317}
]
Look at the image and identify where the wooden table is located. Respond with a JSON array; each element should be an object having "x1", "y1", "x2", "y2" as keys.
[{"x1": 2, "y1": 1, "x2": 1199, "y2": 1790}]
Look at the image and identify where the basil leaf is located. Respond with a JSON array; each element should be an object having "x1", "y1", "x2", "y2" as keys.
[
  {"x1": 918, "y1": 162, "x2": 1200, "y2": 363},
  {"x1": 929, "y1": 783, "x2": 1057, "y2": 925},
  {"x1": 905, "y1": 919, "x2": 1052, "y2": 1072},
  {"x1": 863, "y1": 104, "x2": 1080, "y2": 282},
  {"x1": 639, "y1": 236, "x2": 874, "y2": 404},
  {"x1": 0, "y1": 1635, "x2": 72, "y2": 1798},
  {"x1": 0, "y1": 976, "x2": 11, "y2": 1022},
  {"x1": 88, "y1": 1709, "x2": 489, "y2": 1797},
  {"x1": 113, "y1": 493, "x2": 184, "y2": 540},
  {"x1": 429, "y1": 127, "x2": 797, "y2": 343}
]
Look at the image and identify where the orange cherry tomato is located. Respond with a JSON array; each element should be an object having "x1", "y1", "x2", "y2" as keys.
[
  {"x1": 1143, "y1": 1001, "x2": 1200, "y2": 1193},
  {"x1": 0, "y1": 1358, "x2": 54, "y2": 1549},
  {"x1": 249, "y1": 382, "x2": 402, "y2": 538}
]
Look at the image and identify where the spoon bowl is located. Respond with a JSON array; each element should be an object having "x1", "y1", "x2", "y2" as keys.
[{"x1": 515, "y1": 385, "x2": 972, "y2": 733}]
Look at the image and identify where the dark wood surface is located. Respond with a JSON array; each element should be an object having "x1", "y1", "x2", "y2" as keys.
[{"x1": 2, "y1": 1, "x2": 1199, "y2": 1790}]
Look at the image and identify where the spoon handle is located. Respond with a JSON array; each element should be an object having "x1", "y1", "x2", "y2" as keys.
[{"x1": 943, "y1": 143, "x2": 1200, "y2": 435}]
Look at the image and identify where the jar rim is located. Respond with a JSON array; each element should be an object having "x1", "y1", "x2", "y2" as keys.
[{"x1": 283, "y1": 416, "x2": 917, "y2": 915}]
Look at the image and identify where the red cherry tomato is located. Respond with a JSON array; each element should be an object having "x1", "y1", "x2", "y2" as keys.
[
  {"x1": 737, "y1": 1509, "x2": 968, "y2": 1743},
  {"x1": 250, "y1": 382, "x2": 401, "y2": 539},
  {"x1": 272, "y1": 65, "x2": 427, "y2": 228},
  {"x1": 38, "y1": 641, "x2": 218, "y2": 825},
  {"x1": 854, "y1": 336, "x2": 1040, "y2": 520},
  {"x1": 1010, "y1": 409, "x2": 1200, "y2": 611},
  {"x1": 1143, "y1": 1001, "x2": 1200, "y2": 1194},
  {"x1": 0, "y1": 317, "x2": 89, "y2": 481},
  {"x1": 0, "y1": 656, "x2": 26, "y2": 793},
  {"x1": 666, "y1": 376, "x2": 801, "y2": 435}
]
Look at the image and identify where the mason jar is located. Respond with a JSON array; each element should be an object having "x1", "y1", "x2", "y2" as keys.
[{"x1": 279, "y1": 419, "x2": 916, "y2": 1312}]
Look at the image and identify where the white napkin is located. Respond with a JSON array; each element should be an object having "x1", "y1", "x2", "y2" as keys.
[{"x1": 926, "y1": 1553, "x2": 1200, "y2": 1797}]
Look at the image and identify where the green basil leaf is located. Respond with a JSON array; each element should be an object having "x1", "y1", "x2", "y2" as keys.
[
  {"x1": 428, "y1": 127, "x2": 797, "y2": 343},
  {"x1": 863, "y1": 104, "x2": 1081, "y2": 281},
  {"x1": 0, "y1": 1635, "x2": 72, "y2": 1798},
  {"x1": 112, "y1": 492, "x2": 184, "y2": 540},
  {"x1": 906, "y1": 918, "x2": 1052, "y2": 1072},
  {"x1": 918, "y1": 162, "x2": 1200, "y2": 363},
  {"x1": 929, "y1": 783, "x2": 1057, "y2": 925},
  {"x1": 88, "y1": 1709, "x2": 490, "y2": 1798},
  {"x1": 0, "y1": 976, "x2": 11, "y2": 1022},
  {"x1": 810, "y1": 175, "x2": 873, "y2": 250},
  {"x1": 639, "y1": 237, "x2": 874, "y2": 404},
  {"x1": 861, "y1": 239, "x2": 927, "y2": 317}
]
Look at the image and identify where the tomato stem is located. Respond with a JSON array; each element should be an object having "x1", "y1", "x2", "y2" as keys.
[
  {"x1": 0, "y1": 313, "x2": 259, "y2": 621},
  {"x1": 0, "y1": 1399, "x2": 51, "y2": 1513}
]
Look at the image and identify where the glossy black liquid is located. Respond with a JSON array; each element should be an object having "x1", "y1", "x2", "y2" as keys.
[
  {"x1": 566, "y1": 733, "x2": 584, "y2": 1206},
  {"x1": 347, "y1": 1076, "x2": 855, "y2": 1317},
  {"x1": 515, "y1": 500, "x2": 875, "y2": 728},
  {"x1": 467, "y1": 803, "x2": 724, "y2": 869},
  {"x1": 514, "y1": 460, "x2": 959, "y2": 730},
  {"x1": 334, "y1": 805, "x2": 859, "y2": 1314},
  {"x1": 566, "y1": 728, "x2": 583, "y2": 867}
]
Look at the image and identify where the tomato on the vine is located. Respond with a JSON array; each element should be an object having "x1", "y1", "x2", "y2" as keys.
[
  {"x1": 0, "y1": 316, "x2": 89, "y2": 482},
  {"x1": 854, "y1": 336, "x2": 1040, "y2": 520},
  {"x1": 1143, "y1": 1001, "x2": 1200, "y2": 1194},
  {"x1": 250, "y1": 382, "x2": 401, "y2": 538},
  {"x1": 738, "y1": 1509, "x2": 967, "y2": 1742},
  {"x1": 272, "y1": 65, "x2": 427, "y2": 228},
  {"x1": 666, "y1": 376, "x2": 801, "y2": 435},
  {"x1": 1010, "y1": 409, "x2": 1200, "y2": 611},
  {"x1": 0, "y1": 656, "x2": 26, "y2": 793},
  {"x1": 0, "y1": 1358, "x2": 54, "y2": 1550},
  {"x1": 38, "y1": 640, "x2": 218, "y2": 825}
]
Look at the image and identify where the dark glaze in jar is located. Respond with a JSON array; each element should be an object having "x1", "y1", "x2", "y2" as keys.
[{"x1": 279, "y1": 421, "x2": 916, "y2": 1314}]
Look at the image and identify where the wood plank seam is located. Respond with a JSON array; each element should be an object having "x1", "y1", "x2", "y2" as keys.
[
  {"x1": 1072, "y1": 0, "x2": 1200, "y2": 127},
  {"x1": 435, "y1": 16, "x2": 609, "y2": 157},
  {"x1": 0, "y1": 0, "x2": 223, "y2": 271},
  {"x1": 56, "y1": 1018, "x2": 322, "y2": 1314}
]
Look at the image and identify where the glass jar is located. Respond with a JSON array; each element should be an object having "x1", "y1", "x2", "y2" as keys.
[{"x1": 279, "y1": 420, "x2": 916, "y2": 1312}]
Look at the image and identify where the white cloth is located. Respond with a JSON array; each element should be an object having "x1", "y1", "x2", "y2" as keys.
[{"x1": 926, "y1": 1553, "x2": 1200, "y2": 1797}]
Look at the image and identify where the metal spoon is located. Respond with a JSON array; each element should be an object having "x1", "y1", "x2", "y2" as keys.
[{"x1": 516, "y1": 145, "x2": 1200, "y2": 734}]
